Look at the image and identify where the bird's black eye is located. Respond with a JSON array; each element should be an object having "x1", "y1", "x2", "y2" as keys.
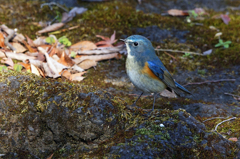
[{"x1": 133, "y1": 42, "x2": 138, "y2": 46}]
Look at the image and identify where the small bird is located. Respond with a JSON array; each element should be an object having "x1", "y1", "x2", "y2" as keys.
[{"x1": 122, "y1": 35, "x2": 191, "y2": 111}]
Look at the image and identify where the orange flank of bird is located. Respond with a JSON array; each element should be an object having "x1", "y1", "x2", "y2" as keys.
[{"x1": 141, "y1": 62, "x2": 159, "y2": 80}]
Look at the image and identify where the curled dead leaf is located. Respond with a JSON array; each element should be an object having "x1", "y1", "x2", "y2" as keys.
[
  {"x1": 74, "y1": 53, "x2": 120, "y2": 64},
  {"x1": 70, "y1": 41, "x2": 97, "y2": 51},
  {"x1": 31, "y1": 64, "x2": 41, "y2": 76},
  {"x1": 70, "y1": 71, "x2": 86, "y2": 81},
  {"x1": 96, "y1": 31, "x2": 117, "y2": 47},
  {"x1": 19, "y1": 62, "x2": 31, "y2": 71},
  {"x1": 37, "y1": 23, "x2": 65, "y2": 34},
  {"x1": 167, "y1": 9, "x2": 189, "y2": 16},
  {"x1": 57, "y1": 51, "x2": 75, "y2": 67},
  {"x1": 78, "y1": 59, "x2": 97, "y2": 69},
  {"x1": 0, "y1": 32, "x2": 5, "y2": 47},
  {"x1": 228, "y1": 137, "x2": 238, "y2": 142},
  {"x1": 10, "y1": 42, "x2": 27, "y2": 53}
]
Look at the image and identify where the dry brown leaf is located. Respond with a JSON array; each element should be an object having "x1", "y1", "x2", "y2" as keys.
[
  {"x1": 36, "y1": 52, "x2": 45, "y2": 62},
  {"x1": 74, "y1": 53, "x2": 120, "y2": 64},
  {"x1": 25, "y1": 35, "x2": 36, "y2": 47},
  {"x1": 38, "y1": 47, "x2": 67, "y2": 76},
  {"x1": 31, "y1": 64, "x2": 41, "y2": 76},
  {"x1": 78, "y1": 59, "x2": 97, "y2": 69},
  {"x1": 61, "y1": 70, "x2": 71, "y2": 79},
  {"x1": 46, "y1": 153, "x2": 54, "y2": 159},
  {"x1": 160, "y1": 89, "x2": 177, "y2": 98},
  {"x1": 0, "y1": 50, "x2": 6, "y2": 58},
  {"x1": 70, "y1": 41, "x2": 97, "y2": 51},
  {"x1": 0, "y1": 32, "x2": 5, "y2": 47},
  {"x1": 19, "y1": 62, "x2": 31, "y2": 71},
  {"x1": 221, "y1": 14, "x2": 230, "y2": 25},
  {"x1": 33, "y1": 36, "x2": 46, "y2": 46},
  {"x1": 3, "y1": 52, "x2": 37, "y2": 61},
  {"x1": 10, "y1": 42, "x2": 27, "y2": 53},
  {"x1": 167, "y1": 9, "x2": 189, "y2": 16},
  {"x1": 22, "y1": 41, "x2": 38, "y2": 53},
  {"x1": 1, "y1": 57, "x2": 14, "y2": 69},
  {"x1": 228, "y1": 137, "x2": 238, "y2": 142},
  {"x1": 57, "y1": 51, "x2": 75, "y2": 67},
  {"x1": 96, "y1": 31, "x2": 117, "y2": 47},
  {"x1": 37, "y1": 23, "x2": 65, "y2": 34},
  {"x1": 70, "y1": 71, "x2": 86, "y2": 81},
  {"x1": 48, "y1": 47, "x2": 60, "y2": 57}
]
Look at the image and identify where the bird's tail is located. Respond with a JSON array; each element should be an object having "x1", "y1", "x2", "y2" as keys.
[{"x1": 174, "y1": 81, "x2": 192, "y2": 96}]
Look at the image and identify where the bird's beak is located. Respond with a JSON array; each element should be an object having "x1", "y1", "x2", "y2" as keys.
[{"x1": 120, "y1": 39, "x2": 126, "y2": 43}]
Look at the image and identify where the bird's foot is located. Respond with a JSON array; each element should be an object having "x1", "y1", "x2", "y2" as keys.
[
  {"x1": 126, "y1": 103, "x2": 141, "y2": 110},
  {"x1": 143, "y1": 109, "x2": 154, "y2": 118}
]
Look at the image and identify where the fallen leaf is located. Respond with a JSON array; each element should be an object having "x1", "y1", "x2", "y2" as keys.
[
  {"x1": 214, "y1": 32, "x2": 222, "y2": 38},
  {"x1": 61, "y1": 7, "x2": 87, "y2": 23},
  {"x1": 37, "y1": 23, "x2": 65, "y2": 34},
  {"x1": 33, "y1": 36, "x2": 46, "y2": 46},
  {"x1": 3, "y1": 52, "x2": 37, "y2": 61},
  {"x1": 167, "y1": 9, "x2": 189, "y2": 16},
  {"x1": 46, "y1": 153, "x2": 54, "y2": 159},
  {"x1": 74, "y1": 53, "x2": 120, "y2": 64},
  {"x1": 25, "y1": 35, "x2": 36, "y2": 47},
  {"x1": 19, "y1": 62, "x2": 31, "y2": 71},
  {"x1": 1, "y1": 57, "x2": 14, "y2": 69},
  {"x1": 42, "y1": 63, "x2": 60, "y2": 78},
  {"x1": 160, "y1": 89, "x2": 177, "y2": 98},
  {"x1": 36, "y1": 52, "x2": 46, "y2": 62},
  {"x1": 70, "y1": 71, "x2": 86, "y2": 81},
  {"x1": 221, "y1": 14, "x2": 230, "y2": 25},
  {"x1": 70, "y1": 41, "x2": 97, "y2": 51},
  {"x1": 203, "y1": 49, "x2": 212, "y2": 55},
  {"x1": 31, "y1": 64, "x2": 41, "y2": 76},
  {"x1": 0, "y1": 32, "x2": 5, "y2": 47},
  {"x1": 28, "y1": 59, "x2": 43, "y2": 67},
  {"x1": 228, "y1": 137, "x2": 238, "y2": 142},
  {"x1": 78, "y1": 59, "x2": 97, "y2": 69},
  {"x1": 57, "y1": 51, "x2": 75, "y2": 66},
  {"x1": 22, "y1": 41, "x2": 38, "y2": 53},
  {"x1": 96, "y1": 31, "x2": 117, "y2": 47},
  {"x1": 38, "y1": 47, "x2": 68, "y2": 76},
  {"x1": 194, "y1": 8, "x2": 206, "y2": 15},
  {"x1": 61, "y1": 70, "x2": 71, "y2": 79},
  {"x1": 10, "y1": 42, "x2": 27, "y2": 53}
]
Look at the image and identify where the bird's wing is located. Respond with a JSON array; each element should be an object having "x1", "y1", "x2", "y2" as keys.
[{"x1": 147, "y1": 61, "x2": 191, "y2": 95}]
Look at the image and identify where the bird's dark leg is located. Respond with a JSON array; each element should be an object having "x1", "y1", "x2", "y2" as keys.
[
  {"x1": 144, "y1": 93, "x2": 158, "y2": 117},
  {"x1": 133, "y1": 92, "x2": 143, "y2": 106},
  {"x1": 127, "y1": 92, "x2": 143, "y2": 110},
  {"x1": 151, "y1": 93, "x2": 158, "y2": 112}
]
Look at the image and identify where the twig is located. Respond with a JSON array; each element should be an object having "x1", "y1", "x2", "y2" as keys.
[
  {"x1": 4, "y1": 30, "x2": 16, "y2": 53},
  {"x1": 224, "y1": 93, "x2": 240, "y2": 98},
  {"x1": 155, "y1": 48, "x2": 204, "y2": 56},
  {"x1": 215, "y1": 117, "x2": 236, "y2": 132},
  {"x1": 41, "y1": 2, "x2": 68, "y2": 12},
  {"x1": 203, "y1": 117, "x2": 229, "y2": 122},
  {"x1": 183, "y1": 79, "x2": 235, "y2": 86},
  {"x1": 163, "y1": 51, "x2": 177, "y2": 60}
]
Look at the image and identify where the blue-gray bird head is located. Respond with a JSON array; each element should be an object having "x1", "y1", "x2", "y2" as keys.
[{"x1": 122, "y1": 35, "x2": 155, "y2": 58}]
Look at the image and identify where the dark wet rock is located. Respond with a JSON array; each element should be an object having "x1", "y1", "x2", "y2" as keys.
[
  {"x1": 0, "y1": 74, "x2": 239, "y2": 158},
  {"x1": 0, "y1": 75, "x2": 115, "y2": 158},
  {"x1": 173, "y1": 103, "x2": 240, "y2": 117},
  {"x1": 108, "y1": 110, "x2": 238, "y2": 159}
]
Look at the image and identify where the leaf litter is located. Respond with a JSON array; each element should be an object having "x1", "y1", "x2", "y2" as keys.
[{"x1": 0, "y1": 25, "x2": 124, "y2": 82}]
